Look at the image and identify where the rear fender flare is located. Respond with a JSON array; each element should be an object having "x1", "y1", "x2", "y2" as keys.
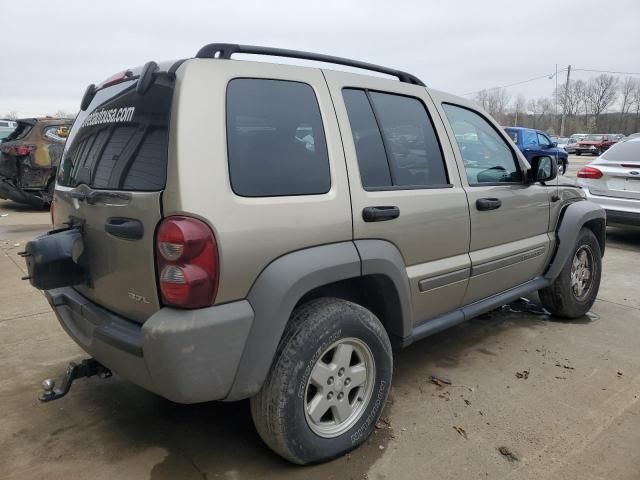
[{"x1": 225, "y1": 242, "x2": 361, "y2": 401}]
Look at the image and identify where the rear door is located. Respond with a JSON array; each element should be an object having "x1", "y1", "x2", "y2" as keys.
[
  {"x1": 323, "y1": 70, "x2": 471, "y2": 326},
  {"x1": 435, "y1": 99, "x2": 553, "y2": 304},
  {"x1": 54, "y1": 75, "x2": 174, "y2": 323}
]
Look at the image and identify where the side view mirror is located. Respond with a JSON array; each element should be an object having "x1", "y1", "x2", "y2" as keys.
[
  {"x1": 551, "y1": 142, "x2": 558, "y2": 147},
  {"x1": 528, "y1": 156, "x2": 557, "y2": 183}
]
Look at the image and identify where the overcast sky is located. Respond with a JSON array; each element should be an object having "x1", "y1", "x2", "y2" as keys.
[{"x1": 2, "y1": 0, "x2": 639, "y2": 117}]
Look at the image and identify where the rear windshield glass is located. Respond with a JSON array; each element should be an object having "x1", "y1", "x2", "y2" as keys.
[
  {"x1": 602, "y1": 140, "x2": 640, "y2": 162},
  {"x1": 58, "y1": 77, "x2": 174, "y2": 191},
  {"x1": 4, "y1": 122, "x2": 32, "y2": 142}
]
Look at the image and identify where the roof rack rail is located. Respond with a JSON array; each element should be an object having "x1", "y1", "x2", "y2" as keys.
[{"x1": 195, "y1": 43, "x2": 425, "y2": 87}]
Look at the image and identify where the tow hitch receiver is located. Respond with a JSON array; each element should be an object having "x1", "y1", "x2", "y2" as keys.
[{"x1": 39, "y1": 358, "x2": 112, "y2": 402}]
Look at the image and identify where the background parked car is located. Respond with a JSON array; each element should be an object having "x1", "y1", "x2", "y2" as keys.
[
  {"x1": 561, "y1": 137, "x2": 580, "y2": 154},
  {"x1": 504, "y1": 126, "x2": 569, "y2": 174},
  {"x1": 0, "y1": 117, "x2": 71, "y2": 207},
  {"x1": 576, "y1": 137, "x2": 640, "y2": 226},
  {"x1": 574, "y1": 134, "x2": 618, "y2": 156}
]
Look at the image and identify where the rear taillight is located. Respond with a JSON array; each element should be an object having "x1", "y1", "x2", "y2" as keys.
[
  {"x1": 156, "y1": 216, "x2": 219, "y2": 308},
  {"x1": 577, "y1": 167, "x2": 603, "y2": 179},
  {"x1": 1, "y1": 145, "x2": 34, "y2": 156}
]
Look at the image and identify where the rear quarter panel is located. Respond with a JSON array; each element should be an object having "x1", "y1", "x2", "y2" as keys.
[{"x1": 163, "y1": 60, "x2": 353, "y2": 304}]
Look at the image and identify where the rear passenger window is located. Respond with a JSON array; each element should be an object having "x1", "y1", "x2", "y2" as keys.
[
  {"x1": 443, "y1": 104, "x2": 521, "y2": 185},
  {"x1": 342, "y1": 89, "x2": 448, "y2": 189},
  {"x1": 226, "y1": 79, "x2": 330, "y2": 197}
]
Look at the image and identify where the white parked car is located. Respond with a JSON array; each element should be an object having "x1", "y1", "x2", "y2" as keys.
[{"x1": 577, "y1": 137, "x2": 640, "y2": 226}]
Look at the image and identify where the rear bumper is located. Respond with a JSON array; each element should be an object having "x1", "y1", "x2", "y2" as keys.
[
  {"x1": 0, "y1": 177, "x2": 47, "y2": 208},
  {"x1": 45, "y1": 287, "x2": 254, "y2": 403},
  {"x1": 583, "y1": 188, "x2": 640, "y2": 226}
]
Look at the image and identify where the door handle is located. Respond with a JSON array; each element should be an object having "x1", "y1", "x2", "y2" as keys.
[
  {"x1": 362, "y1": 206, "x2": 400, "y2": 222},
  {"x1": 105, "y1": 217, "x2": 144, "y2": 240},
  {"x1": 476, "y1": 198, "x2": 502, "y2": 211}
]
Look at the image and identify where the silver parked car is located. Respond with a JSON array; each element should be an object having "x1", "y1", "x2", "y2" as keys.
[{"x1": 577, "y1": 137, "x2": 640, "y2": 226}]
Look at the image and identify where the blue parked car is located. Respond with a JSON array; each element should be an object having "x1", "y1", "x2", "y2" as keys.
[{"x1": 504, "y1": 127, "x2": 568, "y2": 175}]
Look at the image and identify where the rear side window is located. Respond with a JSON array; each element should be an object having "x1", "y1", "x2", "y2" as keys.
[
  {"x1": 342, "y1": 89, "x2": 392, "y2": 188},
  {"x1": 58, "y1": 77, "x2": 173, "y2": 191},
  {"x1": 226, "y1": 79, "x2": 330, "y2": 197},
  {"x1": 342, "y1": 89, "x2": 448, "y2": 189}
]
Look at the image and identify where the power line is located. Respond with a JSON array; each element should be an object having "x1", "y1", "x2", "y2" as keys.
[
  {"x1": 572, "y1": 68, "x2": 640, "y2": 75},
  {"x1": 461, "y1": 66, "x2": 640, "y2": 97},
  {"x1": 461, "y1": 69, "x2": 568, "y2": 96}
]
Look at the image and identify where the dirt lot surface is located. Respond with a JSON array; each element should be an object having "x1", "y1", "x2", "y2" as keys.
[{"x1": 1, "y1": 155, "x2": 639, "y2": 479}]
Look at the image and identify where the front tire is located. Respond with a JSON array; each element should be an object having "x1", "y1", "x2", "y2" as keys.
[
  {"x1": 250, "y1": 298, "x2": 392, "y2": 464},
  {"x1": 539, "y1": 228, "x2": 602, "y2": 318}
]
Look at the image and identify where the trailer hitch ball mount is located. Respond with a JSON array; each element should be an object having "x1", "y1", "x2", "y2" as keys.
[{"x1": 39, "y1": 358, "x2": 112, "y2": 402}]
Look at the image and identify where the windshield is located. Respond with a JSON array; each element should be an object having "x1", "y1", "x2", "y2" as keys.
[
  {"x1": 58, "y1": 76, "x2": 174, "y2": 191},
  {"x1": 585, "y1": 135, "x2": 603, "y2": 141}
]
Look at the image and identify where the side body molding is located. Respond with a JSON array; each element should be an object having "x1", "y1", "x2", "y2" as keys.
[
  {"x1": 354, "y1": 239, "x2": 414, "y2": 339},
  {"x1": 225, "y1": 242, "x2": 361, "y2": 401},
  {"x1": 545, "y1": 200, "x2": 606, "y2": 281}
]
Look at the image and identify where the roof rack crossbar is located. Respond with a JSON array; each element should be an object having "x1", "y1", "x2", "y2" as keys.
[{"x1": 195, "y1": 43, "x2": 425, "y2": 87}]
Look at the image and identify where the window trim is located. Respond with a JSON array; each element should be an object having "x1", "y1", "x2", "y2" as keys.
[
  {"x1": 225, "y1": 77, "x2": 332, "y2": 198},
  {"x1": 537, "y1": 131, "x2": 552, "y2": 147},
  {"x1": 342, "y1": 87, "x2": 452, "y2": 191},
  {"x1": 442, "y1": 102, "x2": 524, "y2": 187}
]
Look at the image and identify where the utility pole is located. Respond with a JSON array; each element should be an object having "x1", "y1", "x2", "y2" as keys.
[{"x1": 560, "y1": 65, "x2": 571, "y2": 136}]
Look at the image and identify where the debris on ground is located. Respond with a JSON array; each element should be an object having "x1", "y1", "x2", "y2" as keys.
[
  {"x1": 555, "y1": 376, "x2": 567, "y2": 380},
  {"x1": 479, "y1": 410, "x2": 484, "y2": 416},
  {"x1": 498, "y1": 446, "x2": 519, "y2": 462},
  {"x1": 0, "y1": 213, "x2": 8, "y2": 217},
  {"x1": 515, "y1": 369, "x2": 530, "y2": 379},
  {"x1": 464, "y1": 399, "x2": 471, "y2": 406},
  {"x1": 375, "y1": 417, "x2": 391, "y2": 429},
  {"x1": 617, "y1": 371, "x2": 623, "y2": 377},
  {"x1": 429, "y1": 375, "x2": 452, "y2": 387},
  {"x1": 555, "y1": 362, "x2": 574, "y2": 370},
  {"x1": 453, "y1": 426, "x2": 468, "y2": 439},
  {"x1": 378, "y1": 445, "x2": 385, "y2": 450}
]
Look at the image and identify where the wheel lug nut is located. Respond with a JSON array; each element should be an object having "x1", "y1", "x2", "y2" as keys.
[
  {"x1": 327, "y1": 376, "x2": 334, "y2": 385},
  {"x1": 338, "y1": 368, "x2": 345, "y2": 377},
  {"x1": 345, "y1": 378, "x2": 351, "y2": 386},
  {"x1": 337, "y1": 392, "x2": 344, "y2": 400},
  {"x1": 327, "y1": 392, "x2": 334, "y2": 400}
]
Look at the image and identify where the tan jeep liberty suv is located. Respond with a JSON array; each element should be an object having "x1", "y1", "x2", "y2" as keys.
[{"x1": 23, "y1": 44, "x2": 605, "y2": 464}]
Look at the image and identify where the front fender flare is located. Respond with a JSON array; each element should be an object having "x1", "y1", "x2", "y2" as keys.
[{"x1": 544, "y1": 200, "x2": 606, "y2": 281}]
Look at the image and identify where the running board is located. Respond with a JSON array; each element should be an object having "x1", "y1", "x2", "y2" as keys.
[{"x1": 403, "y1": 276, "x2": 550, "y2": 347}]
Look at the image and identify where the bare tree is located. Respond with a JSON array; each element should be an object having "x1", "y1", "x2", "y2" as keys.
[
  {"x1": 556, "y1": 79, "x2": 587, "y2": 117},
  {"x1": 53, "y1": 109, "x2": 76, "y2": 119},
  {"x1": 475, "y1": 88, "x2": 510, "y2": 121},
  {"x1": 512, "y1": 94, "x2": 526, "y2": 125},
  {"x1": 620, "y1": 77, "x2": 636, "y2": 114},
  {"x1": 3, "y1": 111, "x2": 18, "y2": 120},
  {"x1": 527, "y1": 97, "x2": 553, "y2": 128},
  {"x1": 585, "y1": 74, "x2": 619, "y2": 130}
]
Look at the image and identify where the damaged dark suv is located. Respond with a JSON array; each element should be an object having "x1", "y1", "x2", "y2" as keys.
[{"x1": 0, "y1": 117, "x2": 72, "y2": 207}]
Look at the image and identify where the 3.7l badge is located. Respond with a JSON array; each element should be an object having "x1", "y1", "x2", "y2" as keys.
[{"x1": 128, "y1": 292, "x2": 150, "y2": 304}]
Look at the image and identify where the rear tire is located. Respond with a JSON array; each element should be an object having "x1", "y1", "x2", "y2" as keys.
[
  {"x1": 250, "y1": 298, "x2": 392, "y2": 464},
  {"x1": 539, "y1": 228, "x2": 601, "y2": 318}
]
